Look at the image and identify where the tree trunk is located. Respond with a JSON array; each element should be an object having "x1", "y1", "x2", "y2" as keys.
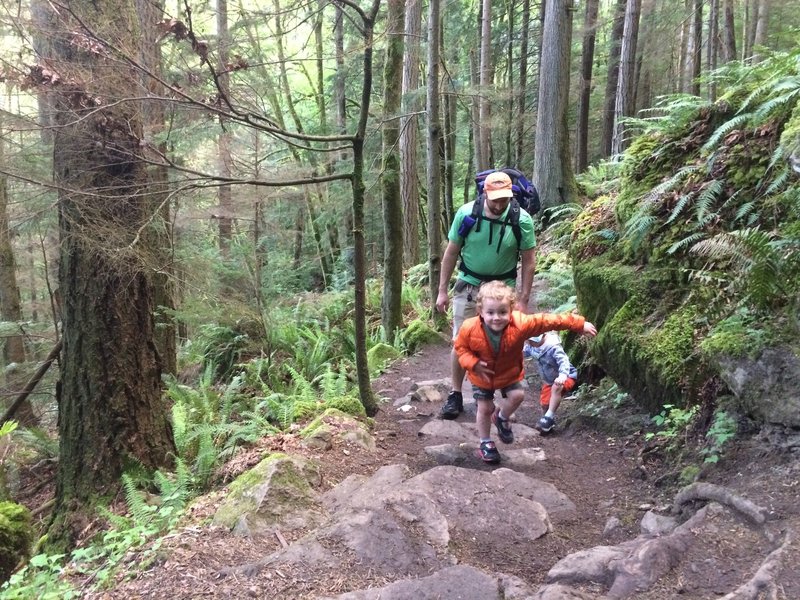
[
  {"x1": 427, "y1": 0, "x2": 445, "y2": 328},
  {"x1": 575, "y1": 0, "x2": 600, "y2": 173},
  {"x1": 136, "y1": 0, "x2": 176, "y2": 376},
  {"x1": 381, "y1": 0, "x2": 404, "y2": 342},
  {"x1": 504, "y1": 0, "x2": 515, "y2": 166},
  {"x1": 477, "y1": 0, "x2": 492, "y2": 170},
  {"x1": 41, "y1": 0, "x2": 175, "y2": 549},
  {"x1": 707, "y1": 0, "x2": 719, "y2": 101},
  {"x1": 752, "y1": 0, "x2": 769, "y2": 63},
  {"x1": 744, "y1": 0, "x2": 759, "y2": 62},
  {"x1": 600, "y1": 0, "x2": 627, "y2": 159},
  {"x1": 334, "y1": 3, "x2": 348, "y2": 164},
  {"x1": 470, "y1": 49, "x2": 483, "y2": 175},
  {"x1": 514, "y1": 0, "x2": 530, "y2": 169},
  {"x1": 217, "y1": 0, "x2": 233, "y2": 255},
  {"x1": 314, "y1": 0, "x2": 327, "y2": 132},
  {"x1": 611, "y1": 0, "x2": 642, "y2": 157},
  {"x1": 690, "y1": 0, "x2": 703, "y2": 96},
  {"x1": 400, "y1": 0, "x2": 422, "y2": 266},
  {"x1": 534, "y1": 0, "x2": 576, "y2": 211},
  {"x1": 722, "y1": 0, "x2": 737, "y2": 63},
  {"x1": 352, "y1": 0, "x2": 381, "y2": 415},
  {"x1": 0, "y1": 171, "x2": 37, "y2": 427}
]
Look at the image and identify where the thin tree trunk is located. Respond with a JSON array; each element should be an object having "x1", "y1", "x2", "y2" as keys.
[
  {"x1": 752, "y1": 0, "x2": 769, "y2": 63},
  {"x1": 470, "y1": 49, "x2": 483, "y2": 173},
  {"x1": 504, "y1": 0, "x2": 515, "y2": 166},
  {"x1": 514, "y1": 0, "x2": 530, "y2": 169},
  {"x1": 534, "y1": 0, "x2": 576, "y2": 211},
  {"x1": 679, "y1": 0, "x2": 691, "y2": 92},
  {"x1": 443, "y1": 80, "x2": 457, "y2": 226},
  {"x1": 707, "y1": 0, "x2": 719, "y2": 100},
  {"x1": 334, "y1": 3, "x2": 348, "y2": 163},
  {"x1": 217, "y1": 0, "x2": 233, "y2": 255},
  {"x1": 690, "y1": 0, "x2": 703, "y2": 96},
  {"x1": 293, "y1": 205, "x2": 305, "y2": 272},
  {"x1": 744, "y1": 0, "x2": 759, "y2": 62},
  {"x1": 381, "y1": 0, "x2": 404, "y2": 341},
  {"x1": 600, "y1": 0, "x2": 627, "y2": 159},
  {"x1": 722, "y1": 0, "x2": 737, "y2": 63},
  {"x1": 575, "y1": 0, "x2": 600, "y2": 173},
  {"x1": 400, "y1": 0, "x2": 422, "y2": 266},
  {"x1": 477, "y1": 0, "x2": 492, "y2": 169},
  {"x1": 427, "y1": 0, "x2": 445, "y2": 328},
  {"x1": 314, "y1": 0, "x2": 327, "y2": 132},
  {"x1": 611, "y1": 0, "x2": 642, "y2": 157}
]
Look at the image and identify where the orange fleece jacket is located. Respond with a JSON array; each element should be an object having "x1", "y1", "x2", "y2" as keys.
[{"x1": 455, "y1": 311, "x2": 586, "y2": 390}]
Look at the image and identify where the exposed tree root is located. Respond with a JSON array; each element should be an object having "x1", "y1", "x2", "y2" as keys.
[
  {"x1": 672, "y1": 482, "x2": 769, "y2": 525},
  {"x1": 719, "y1": 531, "x2": 794, "y2": 600}
]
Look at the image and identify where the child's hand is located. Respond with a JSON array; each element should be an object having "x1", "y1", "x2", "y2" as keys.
[
  {"x1": 583, "y1": 321, "x2": 597, "y2": 337},
  {"x1": 554, "y1": 374, "x2": 568, "y2": 386},
  {"x1": 473, "y1": 361, "x2": 494, "y2": 381}
]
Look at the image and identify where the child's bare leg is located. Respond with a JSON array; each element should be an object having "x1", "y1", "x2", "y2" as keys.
[
  {"x1": 546, "y1": 384, "x2": 564, "y2": 417},
  {"x1": 498, "y1": 388, "x2": 525, "y2": 421},
  {"x1": 476, "y1": 398, "x2": 494, "y2": 440}
]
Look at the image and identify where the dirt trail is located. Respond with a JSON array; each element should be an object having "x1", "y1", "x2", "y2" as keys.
[{"x1": 91, "y1": 339, "x2": 800, "y2": 599}]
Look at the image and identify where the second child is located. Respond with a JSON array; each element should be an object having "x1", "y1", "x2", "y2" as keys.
[{"x1": 454, "y1": 281, "x2": 597, "y2": 463}]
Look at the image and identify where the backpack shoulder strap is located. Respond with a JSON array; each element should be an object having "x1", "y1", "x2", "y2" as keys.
[{"x1": 508, "y1": 200, "x2": 522, "y2": 248}]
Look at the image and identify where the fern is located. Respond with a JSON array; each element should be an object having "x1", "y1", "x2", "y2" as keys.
[
  {"x1": 121, "y1": 473, "x2": 156, "y2": 525},
  {"x1": 702, "y1": 113, "x2": 752, "y2": 153},
  {"x1": 695, "y1": 179, "x2": 724, "y2": 226},
  {"x1": 667, "y1": 232, "x2": 707, "y2": 255},
  {"x1": 650, "y1": 165, "x2": 700, "y2": 196},
  {"x1": 665, "y1": 194, "x2": 694, "y2": 225},
  {"x1": 623, "y1": 209, "x2": 658, "y2": 254}
]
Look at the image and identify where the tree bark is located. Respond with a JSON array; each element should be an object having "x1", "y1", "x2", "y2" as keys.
[
  {"x1": 477, "y1": 0, "x2": 492, "y2": 170},
  {"x1": 690, "y1": 0, "x2": 703, "y2": 96},
  {"x1": 722, "y1": 0, "x2": 737, "y2": 63},
  {"x1": 707, "y1": 0, "x2": 719, "y2": 101},
  {"x1": 600, "y1": 0, "x2": 627, "y2": 158},
  {"x1": 752, "y1": 0, "x2": 769, "y2": 63},
  {"x1": 611, "y1": 0, "x2": 642, "y2": 157},
  {"x1": 41, "y1": 0, "x2": 175, "y2": 549},
  {"x1": 514, "y1": 0, "x2": 531, "y2": 169},
  {"x1": 400, "y1": 0, "x2": 422, "y2": 266},
  {"x1": 427, "y1": 0, "x2": 445, "y2": 328},
  {"x1": 217, "y1": 0, "x2": 233, "y2": 255},
  {"x1": 381, "y1": 0, "x2": 404, "y2": 341},
  {"x1": 534, "y1": 0, "x2": 576, "y2": 211},
  {"x1": 575, "y1": 0, "x2": 600, "y2": 173}
]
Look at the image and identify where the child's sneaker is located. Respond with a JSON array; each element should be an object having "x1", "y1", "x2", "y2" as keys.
[
  {"x1": 492, "y1": 410, "x2": 514, "y2": 444},
  {"x1": 479, "y1": 441, "x2": 501, "y2": 463},
  {"x1": 538, "y1": 415, "x2": 555, "y2": 433},
  {"x1": 440, "y1": 391, "x2": 463, "y2": 419}
]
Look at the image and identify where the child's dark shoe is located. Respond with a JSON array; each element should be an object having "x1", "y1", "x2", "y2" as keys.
[
  {"x1": 479, "y1": 441, "x2": 501, "y2": 463},
  {"x1": 537, "y1": 415, "x2": 555, "y2": 433},
  {"x1": 492, "y1": 409, "x2": 514, "y2": 444}
]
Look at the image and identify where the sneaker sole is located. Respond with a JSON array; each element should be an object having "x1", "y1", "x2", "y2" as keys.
[
  {"x1": 440, "y1": 411, "x2": 460, "y2": 420},
  {"x1": 475, "y1": 449, "x2": 501, "y2": 464}
]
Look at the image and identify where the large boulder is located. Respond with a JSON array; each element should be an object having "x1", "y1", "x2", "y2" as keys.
[
  {"x1": 213, "y1": 453, "x2": 324, "y2": 537},
  {"x1": 0, "y1": 501, "x2": 32, "y2": 583}
]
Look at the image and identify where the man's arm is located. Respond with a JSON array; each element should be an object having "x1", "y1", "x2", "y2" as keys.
[
  {"x1": 516, "y1": 247, "x2": 536, "y2": 313},
  {"x1": 436, "y1": 241, "x2": 462, "y2": 313}
]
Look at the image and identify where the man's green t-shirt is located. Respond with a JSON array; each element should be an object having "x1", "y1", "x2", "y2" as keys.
[{"x1": 448, "y1": 201, "x2": 536, "y2": 287}]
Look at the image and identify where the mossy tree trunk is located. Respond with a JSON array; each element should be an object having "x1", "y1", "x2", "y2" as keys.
[{"x1": 40, "y1": 0, "x2": 175, "y2": 549}]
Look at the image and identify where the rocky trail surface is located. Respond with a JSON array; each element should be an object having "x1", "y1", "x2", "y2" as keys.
[{"x1": 93, "y1": 340, "x2": 800, "y2": 599}]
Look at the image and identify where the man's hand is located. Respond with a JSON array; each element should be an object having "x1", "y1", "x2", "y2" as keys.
[
  {"x1": 473, "y1": 361, "x2": 494, "y2": 382},
  {"x1": 435, "y1": 290, "x2": 449, "y2": 313}
]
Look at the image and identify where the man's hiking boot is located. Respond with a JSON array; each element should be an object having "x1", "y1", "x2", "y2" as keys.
[
  {"x1": 479, "y1": 441, "x2": 501, "y2": 464},
  {"x1": 493, "y1": 409, "x2": 514, "y2": 444},
  {"x1": 441, "y1": 391, "x2": 463, "y2": 419},
  {"x1": 538, "y1": 415, "x2": 555, "y2": 434}
]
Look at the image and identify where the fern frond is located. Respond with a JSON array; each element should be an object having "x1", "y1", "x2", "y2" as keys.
[
  {"x1": 623, "y1": 209, "x2": 658, "y2": 252},
  {"x1": 651, "y1": 165, "x2": 701, "y2": 196},
  {"x1": 764, "y1": 167, "x2": 790, "y2": 196},
  {"x1": 667, "y1": 232, "x2": 707, "y2": 255},
  {"x1": 696, "y1": 180, "x2": 724, "y2": 226},
  {"x1": 121, "y1": 473, "x2": 156, "y2": 525},
  {"x1": 733, "y1": 201, "x2": 756, "y2": 224},
  {"x1": 753, "y1": 89, "x2": 800, "y2": 119},
  {"x1": 702, "y1": 113, "x2": 752, "y2": 152},
  {"x1": 665, "y1": 194, "x2": 694, "y2": 225}
]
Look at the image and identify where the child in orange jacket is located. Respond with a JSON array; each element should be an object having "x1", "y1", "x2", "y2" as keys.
[{"x1": 454, "y1": 281, "x2": 597, "y2": 463}]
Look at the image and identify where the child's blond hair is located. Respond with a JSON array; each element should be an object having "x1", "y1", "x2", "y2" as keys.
[{"x1": 476, "y1": 280, "x2": 516, "y2": 311}]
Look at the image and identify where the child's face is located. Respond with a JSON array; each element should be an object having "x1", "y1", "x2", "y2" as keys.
[{"x1": 479, "y1": 297, "x2": 511, "y2": 332}]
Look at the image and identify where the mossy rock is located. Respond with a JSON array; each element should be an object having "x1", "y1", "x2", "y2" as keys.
[
  {"x1": 400, "y1": 319, "x2": 446, "y2": 354},
  {"x1": 367, "y1": 343, "x2": 402, "y2": 376},
  {"x1": 570, "y1": 195, "x2": 620, "y2": 262},
  {"x1": 0, "y1": 501, "x2": 32, "y2": 583},
  {"x1": 324, "y1": 395, "x2": 367, "y2": 418},
  {"x1": 300, "y1": 408, "x2": 374, "y2": 451},
  {"x1": 213, "y1": 453, "x2": 323, "y2": 535}
]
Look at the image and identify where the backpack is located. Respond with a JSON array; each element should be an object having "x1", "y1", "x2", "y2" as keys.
[{"x1": 455, "y1": 167, "x2": 539, "y2": 282}]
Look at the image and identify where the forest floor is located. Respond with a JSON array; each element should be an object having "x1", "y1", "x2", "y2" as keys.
[{"x1": 15, "y1": 339, "x2": 800, "y2": 599}]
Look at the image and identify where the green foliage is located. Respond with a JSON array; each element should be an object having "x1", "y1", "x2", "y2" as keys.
[
  {"x1": 186, "y1": 324, "x2": 252, "y2": 381},
  {"x1": 645, "y1": 404, "x2": 699, "y2": 441},
  {"x1": 702, "y1": 409, "x2": 738, "y2": 464},
  {"x1": 1, "y1": 552, "x2": 76, "y2": 599}
]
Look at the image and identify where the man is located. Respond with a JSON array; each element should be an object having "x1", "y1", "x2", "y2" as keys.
[{"x1": 435, "y1": 170, "x2": 536, "y2": 419}]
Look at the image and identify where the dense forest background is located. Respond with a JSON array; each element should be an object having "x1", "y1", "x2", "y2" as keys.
[{"x1": 0, "y1": 0, "x2": 798, "y2": 592}]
